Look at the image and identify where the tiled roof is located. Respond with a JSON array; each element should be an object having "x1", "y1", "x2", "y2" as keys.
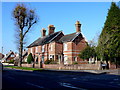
[
  {"x1": 58, "y1": 32, "x2": 82, "y2": 43},
  {"x1": 2, "y1": 51, "x2": 14, "y2": 60},
  {"x1": 27, "y1": 31, "x2": 62, "y2": 48},
  {"x1": 0, "y1": 53, "x2": 4, "y2": 60},
  {"x1": 14, "y1": 50, "x2": 28, "y2": 60}
]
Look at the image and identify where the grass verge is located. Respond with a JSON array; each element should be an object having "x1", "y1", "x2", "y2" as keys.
[{"x1": 4, "y1": 65, "x2": 43, "y2": 71}]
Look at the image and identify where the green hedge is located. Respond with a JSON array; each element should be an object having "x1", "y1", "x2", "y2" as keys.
[
  {"x1": 27, "y1": 53, "x2": 34, "y2": 64},
  {"x1": 44, "y1": 60, "x2": 58, "y2": 64}
]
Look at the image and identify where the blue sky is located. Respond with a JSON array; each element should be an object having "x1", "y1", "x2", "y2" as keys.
[{"x1": 1, "y1": 2, "x2": 113, "y2": 54}]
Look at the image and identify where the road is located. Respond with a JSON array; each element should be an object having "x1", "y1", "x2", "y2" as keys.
[{"x1": 2, "y1": 68, "x2": 120, "y2": 89}]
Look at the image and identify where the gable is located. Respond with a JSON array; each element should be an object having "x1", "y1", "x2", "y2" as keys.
[{"x1": 73, "y1": 33, "x2": 84, "y2": 45}]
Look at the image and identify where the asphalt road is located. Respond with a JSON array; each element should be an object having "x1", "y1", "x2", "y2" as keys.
[{"x1": 2, "y1": 68, "x2": 120, "y2": 90}]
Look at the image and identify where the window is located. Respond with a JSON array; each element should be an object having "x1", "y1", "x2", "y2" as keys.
[
  {"x1": 35, "y1": 56, "x2": 38, "y2": 64},
  {"x1": 49, "y1": 55, "x2": 54, "y2": 60},
  {"x1": 64, "y1": 43, "x2": 67, "y2": 51},
  {"x1": 64, "y1": 56, "x2": 68, "y2": 64},
  {"x1": 74, "y1": 57, "x2": 77, "y2": 61},
  {"x1": 42, "y1": 45, "x2": 45, "y2": 52},
  {"x1": 51, "y1": 44, "x2": 53, "y2": 51},
  {"x1": 36, "y1": 47, "x2": 38, "y2": 53},
  {"x1": 11, "y1": 54, "x2": 14, "y2": 57},
  {"x1": 31, "y1": 48, "x2": 32, "y2": 53}
]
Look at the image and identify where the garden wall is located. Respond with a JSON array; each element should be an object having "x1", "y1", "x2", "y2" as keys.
[
  {"x1": 44, "y1": 64, "x2": 101, "y2": 70},
  {"x1": 21, "y1": 63, "x2": 101, "y2": 70}
]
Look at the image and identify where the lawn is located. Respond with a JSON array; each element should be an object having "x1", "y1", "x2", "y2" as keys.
[{"x1": 4, "y1": 65, "x2": 43, "y2": 71}]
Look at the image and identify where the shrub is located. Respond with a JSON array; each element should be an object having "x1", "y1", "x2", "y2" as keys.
[
  {"x1": 73, "y1": 62, "x2": 78, "y2": 65},
  {"x1": 44, "y1": 59, "x2": 58, "y2": 64},
  {"x1": 27, "y1": 53, "x2": 34, "y2": 64},
  {"x1": 44, "y1": 60, "x2": 52, "y2": 64},
  {"x1": 8, "y1": 59, "x2": 14, "y2": 64}
]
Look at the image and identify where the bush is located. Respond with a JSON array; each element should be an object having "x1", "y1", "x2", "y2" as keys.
[
  {"x1": 8, "y1": 59, "x2": 14, "y2": 64},
  {"x1": 73, "y1": 62, "x2": 78, "y2": 64},
  {"x1": 27, "y1": 53, "x2": 34, "y2": 64},
  {"x1": 44, "y1": 60, "x2": 52, "y2": 64},
  {"x1": 44, "y1": 59, "x2": 58, "y2": 64}
]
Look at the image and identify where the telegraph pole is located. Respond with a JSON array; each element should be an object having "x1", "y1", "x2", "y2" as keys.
[{"x1": 1, "y1": 47, "x2": 3, "y2": 54}]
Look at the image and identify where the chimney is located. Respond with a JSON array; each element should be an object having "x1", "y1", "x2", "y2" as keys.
[
  {"x1": 41, "y1": 28, "x2": 46, "y2": 37},
  {"x1": 48, "y1": 25, "x2": 55, "y2": 35},
  {"x1": 75, "y1": 21, "x2": 81, "y2": 32}
]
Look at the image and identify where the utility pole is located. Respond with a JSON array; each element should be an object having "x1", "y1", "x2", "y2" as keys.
[{"x1": 1, "y1": 47, "x2": 3, "y2": 54}]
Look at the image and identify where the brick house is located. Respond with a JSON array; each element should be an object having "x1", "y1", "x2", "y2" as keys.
[
  {"x1": 27, "y1": 21, "x2": 87, "y2": 66},
  {"x1": 0, "y1": 53, "x2": 4, "y2": 60},
  {"x1": 2, "y1": 50, "x2": 16, "y2": 62}
]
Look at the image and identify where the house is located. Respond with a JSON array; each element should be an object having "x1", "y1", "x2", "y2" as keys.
[
  {"x1": 2, "y1": 50, "x2": 16, "y2": 62},
  {"x1": 27, "y1": 21, "x2": 87, "y2": 66},
  {"x1": 14, "y1": 49, "x2": 28, "y2": 65},
  {"x1": 0, "y1": 53, "x2": 4, "y2": 62}
]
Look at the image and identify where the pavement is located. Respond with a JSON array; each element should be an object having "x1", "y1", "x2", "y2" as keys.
[
  {"x1": 4, "y1": 66, "x2": 120, "y2": 75},
  {"x1": 42, "y1": 68, "x2": 120, "y2": 75}
]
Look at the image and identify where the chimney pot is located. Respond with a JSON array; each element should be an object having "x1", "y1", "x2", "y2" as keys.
[
  {"x1": 41, "y1": 28, "x2": 46, "y2": 37},
  {"x1": 75, "y1": 21, "x2": 81, "y2": 32},
  {"x1": 48, "y1": 25, "x2": 55, "y2": 35}
]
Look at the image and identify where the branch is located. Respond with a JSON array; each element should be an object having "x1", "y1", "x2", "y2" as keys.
[{"x1": 23, "y1": 20, "x2": 36, "y2": 38}]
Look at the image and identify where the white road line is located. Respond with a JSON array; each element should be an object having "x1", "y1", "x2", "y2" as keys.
[
  {"x1": 59, "y1": 82, "x2": 86, "y2": 90},
  {"x1": 7, "y1": 76, "x2": 15, "y2": 80},
  {"x1": 26, "y1": 82, "x2": 44, "y2": 88}
]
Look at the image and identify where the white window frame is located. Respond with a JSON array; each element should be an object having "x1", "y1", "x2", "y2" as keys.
[
  {"x1": 64, "y1": 55, "x2": 68, "y2": 64},
  {"x1": 49, "y1": 55, "x2": 54, "y2": 60},
  {"x1": 64, "y1": 43, "x2": 67, "y2": 51},
  {"x1": 31, "y1": 48, "x2": 32, "y2": 53},
  {"x1": 36, "y1": 47, "x2": 38, "y2": 53},
  {"x1": 74, "y1": 56, "x2": 77, "y2": 61},
  {"x1": 11, "y1": 54, "x2": 14, "y2": 57},
  {"x1": 42, "y1": 45, "x2": 45, "y2": 52}
]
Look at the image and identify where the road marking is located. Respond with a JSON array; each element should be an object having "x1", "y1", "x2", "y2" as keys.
[
  {"x1": 26, "y1": 82, "x2": 44, "y2": 88},
  {"x1": 78, "y1": 81, "x2": 120, "y2": 88},
  {"x1": 113, "y1": 79, "x2": 119, "y2": 81},
  {"x1": 59, "y1": 82, "x2": 86, "y2": 90},
  {"x1": 8, "y1": 76, "x2": 15, "y2": 80},
  {"x1": 73, "y1": 78, "x2": 77, "y2": 79}
]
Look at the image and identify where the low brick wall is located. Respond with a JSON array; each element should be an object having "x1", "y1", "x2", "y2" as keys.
[
  {"x1": 21, "y1": 64, "x2": 33, "y2": 68},
  {"x1": 34, "y1": 64, "x2": 40, "y2": 68},
  {"x1": 21, "y1": 63, "x2": 100, "y2": 70},
  {"x1": 44, "y1": 64, "x2": 100, "y2": 70}
]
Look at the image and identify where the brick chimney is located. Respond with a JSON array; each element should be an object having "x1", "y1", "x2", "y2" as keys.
[
  {"x1": 41, "y1": 28, "x2": 46, "y2": 37},
  {"x1": 48, "y1": 25, "x2": 55, "y2": 35},
  {"x1": 75, "y1": 21, "x2": 81, "y2": 32}
]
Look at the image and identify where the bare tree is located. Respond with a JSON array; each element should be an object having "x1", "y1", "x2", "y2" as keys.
[{"x1": 13, "y1": 4, "x2": 38, "y2": 66}]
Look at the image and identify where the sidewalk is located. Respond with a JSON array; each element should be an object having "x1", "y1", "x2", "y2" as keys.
[{"x1": 44, "y1": 68, "x2": 120, "y2": 75}]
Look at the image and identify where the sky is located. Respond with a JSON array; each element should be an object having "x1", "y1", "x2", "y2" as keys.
[{"x1": 1, "y1": 1, "x2": 117, "y2": 54}]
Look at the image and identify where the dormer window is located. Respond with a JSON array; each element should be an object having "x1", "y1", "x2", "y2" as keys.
[{"x1": 64, "y1": 43, "x2": 67, "y2": 51}]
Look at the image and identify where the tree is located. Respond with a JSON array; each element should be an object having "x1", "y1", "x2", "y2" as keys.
[
  {"x1": 27, "y1": 53, "x2": 34, "y2": 64},
  {"x1": 97, "y1": 2, "x2": 120, "y2": 68},
  {"x1": 13, "y1": 4, "x2": 38, "y2": 66},
  {"x1": 79, "y1": 45, "x2": 96, "y2": 60}
]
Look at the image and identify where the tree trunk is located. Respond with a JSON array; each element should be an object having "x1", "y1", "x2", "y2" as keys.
[
  {"x1": 18, "y1": 31, "x2": 23, "y2": 67},
  {"x1": 18, "y1": 43, "x2": 23, "y2": 67},
  {"x1": 115, "y1": 58, "x2": 118, "y2": 69},
  {"x1": 106, "y1": 60, "x2": 109, "y2": 69}
]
